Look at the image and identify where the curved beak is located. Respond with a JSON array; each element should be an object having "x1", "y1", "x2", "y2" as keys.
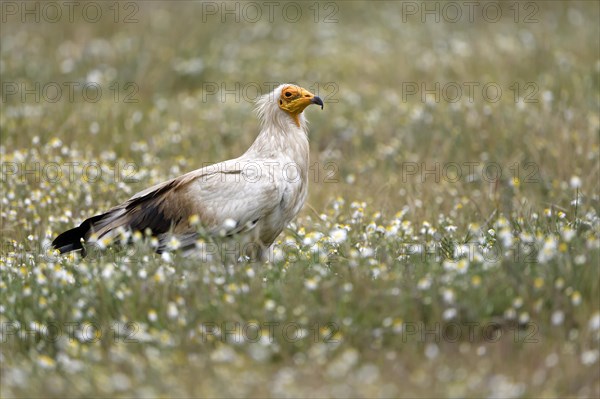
[{"x1": 311, "y1": 96, "x2": 324, "y2": 110}]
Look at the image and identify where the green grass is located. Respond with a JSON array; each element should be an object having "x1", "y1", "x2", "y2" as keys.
[{"x1": 1, "y1": 1, "x2": 599, "y2": 397}]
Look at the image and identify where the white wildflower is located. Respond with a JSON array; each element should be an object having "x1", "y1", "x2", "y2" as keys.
[
  {"x1": 588, "y1": 312, "x2": 600, "y2": 331},
  {"x1": 537, "y1": 236, "x2": 558, "y2": 263},
  {"x1": 330, "y1": 228, "x2": 348, "y2": 244},
  {"x1": 581, "y1": 350, "x2": 599, "y2": 366},
  {"x1": 167, "y1": 302, "x2": 178, "y2": 319}
]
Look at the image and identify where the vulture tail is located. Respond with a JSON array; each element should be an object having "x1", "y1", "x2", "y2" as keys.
[{"x1": 52, "y1": 213, "x2": 108, "y2": 255}]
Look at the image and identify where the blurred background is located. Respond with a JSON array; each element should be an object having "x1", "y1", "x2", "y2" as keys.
[{"x1": 3, "y1": 1, "x2": 598, "y2": 218}]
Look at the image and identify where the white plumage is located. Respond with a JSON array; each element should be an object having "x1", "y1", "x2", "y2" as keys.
[{"x1": 52, "y1": 84, "x2": 324, "y2": 261}]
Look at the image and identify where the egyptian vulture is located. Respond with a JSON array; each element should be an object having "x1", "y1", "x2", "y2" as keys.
[{"x1": 52, "y1": 84, "x2": 324, "y2": 261}]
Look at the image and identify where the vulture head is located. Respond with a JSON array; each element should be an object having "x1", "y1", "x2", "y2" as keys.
[{"x1": 256, "y1": 84, "x2": 324, "y2": 129}]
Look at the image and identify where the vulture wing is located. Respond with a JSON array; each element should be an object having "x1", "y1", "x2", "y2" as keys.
[{"x1": 52, "y1": 159, "x2": 284, "y2": 255}]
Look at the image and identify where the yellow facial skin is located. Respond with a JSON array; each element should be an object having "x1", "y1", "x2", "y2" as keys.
[{"x1": 278, "y1": 85, "x2": 324, "y2": 126}]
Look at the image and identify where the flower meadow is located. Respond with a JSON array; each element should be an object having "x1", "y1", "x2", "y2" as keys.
[{"x1": 1, "y1": 2, "x2": 599, "y2": 397}]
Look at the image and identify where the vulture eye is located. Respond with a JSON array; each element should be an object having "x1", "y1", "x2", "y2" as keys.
[{"x1": 285, "y1": 92, "x2": 292, "y2": 97}]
